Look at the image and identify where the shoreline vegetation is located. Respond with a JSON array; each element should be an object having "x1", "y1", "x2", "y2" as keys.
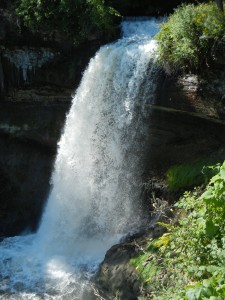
[
  {"x1": 131, "y1": 1, "x2": 225, "y2": 298},
  {"x1": 131, "y1": 161, "x2": 225, "y2": 299}
]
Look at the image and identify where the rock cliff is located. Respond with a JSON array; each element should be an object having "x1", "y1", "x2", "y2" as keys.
[
  {"x1": 109, "y1": 0, "x2": 195, "y2": 17},
  {"x1": 1, "y1": 2, "x2": 225, "y2": 298},
  {"x1": 0, "y1": 2, "x2": 102, "y2": 236},
  {"x1": 1, "y1": 0, "x2": 225, "y2": 245}
]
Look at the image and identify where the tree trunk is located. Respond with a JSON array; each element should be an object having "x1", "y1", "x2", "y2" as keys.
[{"x1": 215, "y1": 0, "x2": 224, "y2": 11}]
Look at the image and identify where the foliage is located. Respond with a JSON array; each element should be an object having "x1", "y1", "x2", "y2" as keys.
[
  {"x1": 131, "y1": 162, "x2": 225, "y2": 299},
  {"x1": 166, "y1": 159, "x2": 219, "y2": 190},
  {"x1": 16, "y1": 0, "x2": 120, "y2": 45},
  {"x1": 156, "y1": 1, "x2": 225, "y2": 73}
]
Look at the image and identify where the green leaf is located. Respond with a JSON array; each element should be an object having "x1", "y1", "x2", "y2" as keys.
[
  {"x1": 201, "y1": 189, "x2": 214, "y2": 200},
  {"x1": 205, "y1": 265, "x2": 220, "y2": 273},
  {"x1": 186, "y1": 284, "x2": 202, "y2": 300},
  {"x1": 220, "y1": 166, "x2": 225, "y2": 180},
  {"x1": 210, "y1": 174, "x2": 220, "y2": 184},
  {"x1": 206, "y1": 220, "x2": 218, "y2": 238}
]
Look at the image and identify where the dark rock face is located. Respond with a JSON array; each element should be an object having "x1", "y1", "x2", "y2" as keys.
[
  {"x1": 145, "y1": 107, "x2": 225, "y2": 174},
  {"x1": 0, "y1": 43, "x2": 99, "y2": 103},
  {"x1": 108, "y1": 0, "x2": 196, "y2": 16},
  {"x1": 0, "y1": 103, "x2": 70, "y2": 236},
  {"x1": 95, "y1": 243, "x2": 140, "y2": 300},
  {"x1": 0, "y1": 135, "x2": 52, "y2": 236},
  {"x1": 0, "y1": 5, "x2": 102, "y2": 236},
  {"x1": 157, "y1": 74, "x2": 225, "y2": 119},
  {"x1": 0, "y1": 4, "x2": 102, "y2": 103}
]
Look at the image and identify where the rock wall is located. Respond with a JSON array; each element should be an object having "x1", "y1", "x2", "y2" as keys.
[
  {"x1": 0, "y1": 4, "x2": 102, "y2": 103},
  {"x1": 1, "y1": 0, "x2": 225, "y2": 240},
  {"x1": 0, "y1": 1, "x2": 223, "y2": 298},
  {"x1": 157, "y1": 74, "x2": 225, "y2": 119},
  {"x1": 0, "y1": 4, "x2": 103, "y2": 236},
  {"x1": 0, "y1": 103, "x2": 70, "y2": 236},
  {"x1": 109, "y1": 0, "x2": 196, "y2": 16},
  {"x1": 1, "y1": 2, "x2": 225, "y2": 298}
]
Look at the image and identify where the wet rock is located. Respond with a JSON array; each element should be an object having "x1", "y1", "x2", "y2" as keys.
[
  {"x1": 94, "y1": 220, "x2": 166, "y2": 300},
  {"x1": 94, "y1": 242, "x2": 141, "y2": 300}
]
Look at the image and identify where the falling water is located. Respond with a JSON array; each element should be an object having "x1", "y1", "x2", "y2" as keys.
[{"x1": 0, "y1": 18, "x2": 161, "y2": 299}]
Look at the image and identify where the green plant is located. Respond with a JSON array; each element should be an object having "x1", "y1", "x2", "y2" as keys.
[
  {"x1": 156, "y1": 1, "x2": 225, "y2": 73},
  {"x1": 131, "y1": 162, "x2": 225, "y2": 299},
  {"x1": 16, "y1": 0, "x2": 120, "y2": 45}
]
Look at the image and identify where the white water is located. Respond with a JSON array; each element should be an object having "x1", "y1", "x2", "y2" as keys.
[{"x1": 0, "y1": 19, "x2": 161, "y2": 299}]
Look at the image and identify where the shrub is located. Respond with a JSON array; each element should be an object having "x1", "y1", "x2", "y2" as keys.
[
  {"x1": 16, "y1": 0, "x2": 120, "y2": 45},
  {"x1": 131, "y1": 162, "x2": 225, "y2": 299},
  {"x1": 156, "y1": 2, "x2": 225, "y2": 73}
]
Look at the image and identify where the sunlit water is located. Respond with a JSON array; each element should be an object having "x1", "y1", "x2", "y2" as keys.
[{"x1": 0, "y1": 19, "x2": 161, "y2": 299}]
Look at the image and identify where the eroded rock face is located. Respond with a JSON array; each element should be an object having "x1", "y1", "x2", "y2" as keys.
[
  {"x1": 157, "y1": 74, "x2": 225, "y2": 119},
  {"x1": 144, "y1": 106, "x2": 225, "y2": 174},
  {"x1": 0, "y1": 44, "x2": 99, "y2": 103},
  {"x1": 108, "y1": 0, "x2": 196, "y2": 16},
  {"x1": 0, "y1": 5, "x2": 102, "y2": 236},
  {"x1": 0, "y1": 136, "x2": 53, "y2": 236},
  {"x1": 0, "y1": 103, "x2": 70, "y2": 236},
  {"x1": 95, "y1": 243, "x2": 140, "y2": 300},
  {"x1": 0, "y1": 4, "x2": 102, "y2": 103}
]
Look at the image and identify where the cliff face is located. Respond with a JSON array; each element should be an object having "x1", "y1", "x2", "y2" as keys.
[
  {"x1": 0, "y1": 4, "x2": 102, "y2": 236},
  {"x1": 109, "y1": 0, "x2": 196, "y2": 16},
  {"x1": 1, "y1": 2, "x2": 224, "y2": 299},
  {"x1": 158, "y1": 73, "x2": 225, "y2": 119},
  {"x1": 0, "y1": 7, "x2": 101, "y2": 102},
  {"x1": 0, "y1": 102, "x2": 71, "y2": 236},
  {"x1": 1, "y1": 2, "x2": 225, "y2": 239}
]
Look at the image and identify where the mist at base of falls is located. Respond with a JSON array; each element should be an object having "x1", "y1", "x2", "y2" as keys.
[{"x1": 0, "y1": 18, "x2": 162, "y2": 299}]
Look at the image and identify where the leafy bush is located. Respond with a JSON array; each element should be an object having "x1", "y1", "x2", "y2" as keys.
[
  {"x1": 156, "y1": 2, "x2": 225, "y2": 73},
  {"x1": 16, "y1": 0, "x2": 119, "y2": 45},
  {"x1": 131, "y1": 162, "x2": 225, "y2": 299}
]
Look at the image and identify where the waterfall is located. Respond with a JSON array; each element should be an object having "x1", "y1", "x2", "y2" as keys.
[{"x1": 0, "y1": 18, "x2": 161, "y2": 299}]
